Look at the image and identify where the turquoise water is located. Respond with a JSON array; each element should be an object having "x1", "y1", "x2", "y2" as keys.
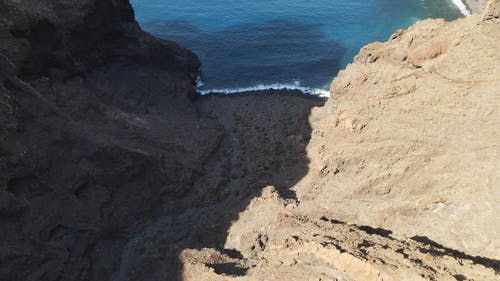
[{"x1": 131, "y1": 0, "x2": 463, "y2": 91}]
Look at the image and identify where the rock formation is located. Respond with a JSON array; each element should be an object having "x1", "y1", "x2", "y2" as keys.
[
  {"x1": 302, "y1": 0, "x2": 500, "y2": 259},
  {"x1": 179, "y1": 1, "x2": 500, "y2": 280},
  {"x1": 0, "y1": 0, "x2": 212, "y2": 279},
  {"x1": 0, "y1": 0, "x2": 499, "y2": 281},
  {"x1": 0, "y1": 1, "x2": 322, "y2": 280}
]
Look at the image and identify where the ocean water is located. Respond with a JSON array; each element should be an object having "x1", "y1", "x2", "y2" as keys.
[{"x1": 131, "y1": 0, "x2": 464, "y2": 92}]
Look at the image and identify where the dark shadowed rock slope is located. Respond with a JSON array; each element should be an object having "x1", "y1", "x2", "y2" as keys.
[
  {"x1": 0, "y1": 0, "x2": 210, "y2": 279},
  {"x1": 0, "y1": 1, "x2": 323, "y2": 280}
]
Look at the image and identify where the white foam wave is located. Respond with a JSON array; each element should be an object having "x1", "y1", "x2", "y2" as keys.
[
  {"x1": 198, "y1": 80, "x2": 330, "y2": 98},
  {"x1": 195, "y1": 76, "x2": 205, "y2": 88},
  {"x1": 451, "y1": 0, "x2": 471, "y2": 16}
]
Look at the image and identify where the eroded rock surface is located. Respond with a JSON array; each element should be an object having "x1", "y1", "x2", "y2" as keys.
[
  {"x1": 1, "y1": 3, "x2": 323, "y2": 280},
  {"x1": 180, "y1": 2, "x2": 500, "y2": 280},
  {"x1": 182, "y1": 186, "x2": 498, "y2": 281},
  {"x1": 0, "y1": 0, "x2": 218, "y2": 280},
  {"x1": 1, "y1": 0, "x2": 499, "y2": 281},
  {"x1": 298, "y1": 0, "x2": 500, "y2": 260}
]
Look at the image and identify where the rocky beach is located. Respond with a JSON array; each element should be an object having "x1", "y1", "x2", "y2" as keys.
[{"x1": 1, "y1": 0, "x2": 499, "y2": 280}]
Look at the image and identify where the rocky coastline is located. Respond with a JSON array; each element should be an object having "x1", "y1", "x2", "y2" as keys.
[
  {"x1": 1, "y1": 0, "x2": 499, "y2": 281},
  {"x1": 464, "y1": 0, "x2": 488, "y2": 12}
]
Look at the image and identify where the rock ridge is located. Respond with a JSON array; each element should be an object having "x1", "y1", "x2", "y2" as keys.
[{"x1": 178, "y1": 1, "x2": 500, "y2": 280}]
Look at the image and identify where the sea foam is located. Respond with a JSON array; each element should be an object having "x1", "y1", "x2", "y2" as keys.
[
  {"x1": 451, "y1": 0, "x2": 471, "y2": 16},
  {"x1": 198, "y1": 80, "x2": 330, "y2": 98}
]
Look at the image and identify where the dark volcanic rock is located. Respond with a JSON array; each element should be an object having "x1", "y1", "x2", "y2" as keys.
[
  {"x1": 0, "y1": 0, "x2": 217, "y2": 280},
  {"x1": 0, "y1": 0, "x2": 200, "y2": 79},
  {"x1": 0, "y1": 1, "x2": 324, "y2": 280}
]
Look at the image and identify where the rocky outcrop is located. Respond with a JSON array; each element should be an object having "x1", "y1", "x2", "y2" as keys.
[
  {"x1": 0, "y1": 1, "x2": 324, "y2": 280},
  {"x1": 0, "y1": 0, "x2": 199, "y2": 79},
  {"x1": 0, "y1": 0, "x2": 214, "y2": 280},
  {"x1": 111, "y1": 91, "x2": 323, "y2": 281},
  {"x1": 484, "y1": 0, "x2": 500, "y2": 18},
  {"x1": 179, "y1": 1, "x2": 500, "y2": 280},
  {"x1": 299, "y1": 0, "x2": 500, "y2": 259},
  {"x1": 182, "y1": 186, "x2": 499, "y2": 280}
]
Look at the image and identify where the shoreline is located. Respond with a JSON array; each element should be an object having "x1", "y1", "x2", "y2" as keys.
[
  {"x1": 452, "y1": 0, "x2": 472, "y2": 15},
  {"x1": 197, "y1": 80, "x2": 331, "y2": 97},
  {"x1": 195, "y1": 1, "x2": 479, "y2": 97},
  {"x1": 460, "y1": 0, "x2": 488, "y2": 14}
]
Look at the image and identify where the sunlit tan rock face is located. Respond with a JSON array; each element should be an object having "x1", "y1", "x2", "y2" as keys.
[
  {"x1": 180, "y1": 2, "x2": 500, "y2": 280},
  {"x1": 300, "y1": 0, "x2": 500, "y2": 259}
]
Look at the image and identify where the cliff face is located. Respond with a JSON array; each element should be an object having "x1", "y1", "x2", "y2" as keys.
[
  {"x1": 0, "y1": 0, "x2": 199, "y2": 78},
  {"x1": 1, "y1": 0, "x2": 499, "y2": 281},
  {"x1": 0, "y1": 0, "x2": 210, "y2": 279},
  {"x1": 0, "y1": 1, "x2": 323, "y2": 280},
  {"x1": 180, "y1": 2, "x2": 500, "y2": 280},
  {"x1": 301, "y1": 0, "x2": 500, "y2": 259}
]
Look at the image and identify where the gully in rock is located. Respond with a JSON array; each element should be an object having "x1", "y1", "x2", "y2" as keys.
[{"x1": 0, "y1": 0, "x2": 499, "y2": 281}]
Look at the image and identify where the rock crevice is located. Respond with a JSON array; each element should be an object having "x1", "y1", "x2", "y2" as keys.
[{"x1": 1, "y1": 0, "x2": 499, "y2": 281}]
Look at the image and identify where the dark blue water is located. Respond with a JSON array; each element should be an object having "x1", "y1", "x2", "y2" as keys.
[{"x1": 131, "y1": 0, "x2": 464, "y2": 91}]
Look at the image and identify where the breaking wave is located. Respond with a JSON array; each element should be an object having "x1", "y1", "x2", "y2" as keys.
[
  {"x1": 451, "y1": 0, "x2": 471, "y2": 16},
  {"x1": 197, "y1": 80, "x2": 330, "y2": 98}
]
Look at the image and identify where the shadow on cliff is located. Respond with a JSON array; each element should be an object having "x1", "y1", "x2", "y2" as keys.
[
  {"x1": 106, "y1": 19, "x2": 337, "y2": 281},
  {"x1": 110, "y1": 89, "x2": 325, "y2": 281},
  {"x1": 142, "y1": 20, "x2": 346, "y2": 89},
  {"x1": 185, "y1": 91, "x2": 326, "y2": 277},
  {"x1": 75, "y1": 15, "x2": 337, "y2": 281},
  {"x1": 0, "y1": 2, "x2": 325, "y2": 281}
]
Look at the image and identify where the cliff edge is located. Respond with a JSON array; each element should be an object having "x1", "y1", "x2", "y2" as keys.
[
  {"x1": 0, "y1": 1, "x2": 323, "y2": 280},
  {"x1": 301, "y1": 0, "x2": 500, "y2": 258},
  {"x1": 0, "y1": 0, "x2": 213, "y2": 280},
  {"x1": 181, "y1": 1, "x2": 500, "y2": 280}
]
